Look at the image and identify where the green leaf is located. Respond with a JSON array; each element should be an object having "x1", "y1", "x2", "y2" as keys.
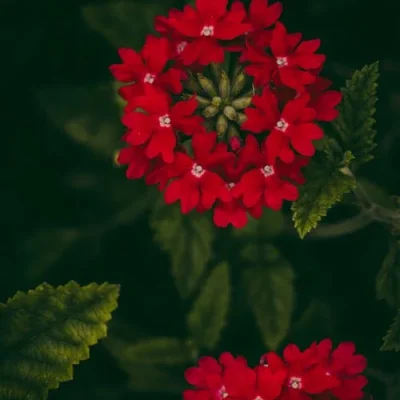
[
  {"x1": 376, "y1": 240, "x2": 400, "y2": 308},
  {"x1": 291, "y1": 152, "x2": 357, "y2": 238},
  {"x1": 233, "y1": 208, "x2": 284, "y2": 238},
  {"x1": 0, "y1": 281, "x2": 120, "y2": 399},
  {"x1": 333, "y1": 62, "x2": 379, "y2": 167},
  {"x1": 150, "y1": 201, "x2": 215, "y2": 299},
  {"x1": 243, "y1": 260, "x2": 295, "y2": 350},
  {"x1": 81, "y1": 1, "x2": 176, "y2": 49},
  {"x1": 187, "y1": 262, "x2": 231, "y2": 350},
  {"x1": 381, "y1": 308, "x2": 400, "y2": 351},
  {"x1": 36, "y1": 83, "x2": 123, "y2": 158},
  {"x1": 105, "y1": 337, "x2": 198, "y2": 365}
]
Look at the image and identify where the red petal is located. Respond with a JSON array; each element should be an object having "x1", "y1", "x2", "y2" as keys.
[
  {"x1": 295, "y1": 54, "x2": 326, "y2": 70},
  {"x1": 257, "y1": 367, "x2": 286, "y2": 399},
  {"x1": 295, "y1": 39, "x2": 321, "y2": 54},
  {"x1": 240, "y1": 170, "x2": 264, "y2": 207},
  {"x1": 296, "y1": 123, "x2": 324, "y2": 140},
  {"x1": 172, "y1": 95, "x2": 198, "y2": 117},
  {"x1": 280, "y1": 182, "x2": 299, "y2": 201},
  {"x1": 158, "y1": 68, "x2": 184, "y2": 94},
  {"x1": 198, "y1": 356, "x2": 222, "y2": 373},
  {"x1": 145, "y1": 128, "x2": 177, "y2": 163},
  {"x1": 197, "y1": 39, "x2": 225, "y2": 65},
  {"x1": 201, "y1": 172, "x2": 226, "y2": 209},
  {"x1": 250, "y1": 0, "x2": 282, "y2": 29},
  {"x1": 172, "y1": 18, "x2": 202, "y2": 37},
  {"x1": 141, "y1": 35, "x2": 169, "y2": 73},
  {"x1": 215, "y1": 20, "x2": 252, "y2": 40},
  {"x1": 270, "y1": 22, "x2": 289, "y2": 56},
  {"x1": 279, "y1": 68, "x2": 316, "y2": 92},
  {"x1": 196, "y1": 0, "x2": 228, "y2": 19},
  {"x1": 291, "y1": 135, "x2": 315, "y2": 157},
  {"x1": 283, "y1": 344, "x2": 302, "y2": 364},
  {"x1": 242, "y1": 108, "x2": 270, "y2": 133},
  {"x1": 185, "y1": 367, "x2": 204, "y2": 385}
]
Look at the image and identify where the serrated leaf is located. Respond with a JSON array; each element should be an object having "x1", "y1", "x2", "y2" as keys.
[
  {"x1": 376, "y1": 240, "x2": 400, "y2": 308},
  {"x1": 81, "y1": 1, "x2": 176, "y2": 49},
  {"x1": 381, "y1": 308, "x2": 400, "y2": 351},
  {"x1": 0, "y1": 281, "x2": 120, "y2": 399},
  {"x1": 291, "y1": 154, "x2": 356, "y2": 238},
  {"x1": 105, "y1": 337, "x2": 198, "y2": 365},
  {"x1": 150, "y1": 201, "x2": 215, "y2": 299},
  {"x1": 243, "y1": 261, "x2": 295, "y2": 350},
  {"x1": 187, "y1": 262, "x2": 231, "y2": 350},
  {"x1": 233, "y1": 208, "x2": 284, "y2": 238},
  {"x1": 333, "y1": 62, "x2": 379, "y2": 167},
  {"x1": 36, "y1": 83, "x2": 123, "y2": 158}
]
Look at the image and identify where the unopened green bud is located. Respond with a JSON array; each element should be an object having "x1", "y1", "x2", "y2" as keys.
[
  {"x1": 232, "y1": 96, "x2": 252, "y2": 110},
  {"x1": 211, "y1": 96, "x2": 222, "y2": 107},
  {"x1": 195, "y1": 95, "x2": 211, "y2": 108},
  {"x1": 197, "y1": 74, "x2": 217, "y2": 97},
  {"x1": 210, "y1": 63, "x2": 222, "y2": 82},
  {"x1": 203, "y1": 105, "x2": 219, "y2": 118},
  {"x1": 184, "y1": 74, "x2": 202, "y2": 93},
  {"x1": 227, "y1": 123, "x2": 240, "y2": 139},
  {"x1": 218, "y1": 70, "x2": 230, "y2": 100},
  {"x1": 204, "y1": 119, "x2": 215, "y2": 132},
  {"x1": 216, "y1": 114, "x2": 228, "y2": 135},
  {"x1": 237, "y1": 112, "x2": 248, "y2": 125},
  {"x1": 223, "y1": 105, "x2": 237, "y2": 121},
  {"x1": 231, "y1": 70, "x2": 247, "y2": 97}
]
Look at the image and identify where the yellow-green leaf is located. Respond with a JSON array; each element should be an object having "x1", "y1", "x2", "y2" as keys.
[
  {"x1": 150, "y1": 201, "x2": 215, "y2": 299},
  {"x1": 291, "y1": 154, "x2": 356, "y2": 238},
  {"x1": 0, "y1": 281, "x2": 120, "y2": 399},
  {"x1": 187, "y1": 262, "x2": 231, "y2": 350},
  {"x1": 243, "y1": 261, "x2": 295, "y2": 350}
]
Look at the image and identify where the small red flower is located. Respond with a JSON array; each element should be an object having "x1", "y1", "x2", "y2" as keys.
[
  {"x1": 243, "y1": 88, "x2": 323, "y2": 163},
  {"x1": 315, "y1": 339, "x2": 368, "y2": 400},
  {"x1": 165, "y1": 0, "x2": 251, "y2": 65},
  {"x1": 110, "y1": 35, "x2": 185, "y2": 102},
  {"x1": 122, "y1": 85, "x2": 203, "y2": 163},
  {"x1": 164, "y1": 132, "x2": 234, "y2": 213},
  {"x1": 117, "y1": 144, "x2": 151, "y2": 179},
  {"x1": 233, "y1": 136, "x2": 299, "y2": 210},
  {"x1": 244, "y1": 22, "x2": 325, "y2": 91}
]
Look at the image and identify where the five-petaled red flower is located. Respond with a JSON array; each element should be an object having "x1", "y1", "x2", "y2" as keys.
[
  {"x1": 244, "y1": 22, "x2": 325, "y2": 91},
  {"x1": 243, "y1": 88, "x2": 323, "y2": 163},
  {"x1": 122, "y1": 85, "x2": 202, "y2": 163},
  {"x1": 164, "y1": 0, "x2": 252, "y2": 65}
]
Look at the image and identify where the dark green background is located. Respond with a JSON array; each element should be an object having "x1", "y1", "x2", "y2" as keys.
[{"x1": 2, "y1": 0, "x2": 400, "y2": 398}]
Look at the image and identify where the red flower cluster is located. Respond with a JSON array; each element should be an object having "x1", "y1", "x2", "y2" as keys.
[
  {"x1": 111, "y1": 0, "x2": 342, "y2": 228},
  {"x1": 184, "y1": 340, "x2": 368, "y2": 400}
]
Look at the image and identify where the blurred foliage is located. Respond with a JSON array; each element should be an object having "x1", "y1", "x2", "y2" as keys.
[{"x1": 3, "y1": 0, "x2": 400, "y2": 398}]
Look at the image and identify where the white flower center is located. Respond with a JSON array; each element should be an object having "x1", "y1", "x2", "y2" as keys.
[
  {"x1": 226, "y1": 182, "x2": 235, "y2": 190},
  {"x1": 261, "y1": 165, "x2": 274, "y2": 177},
  {"x1": 201, "y1": 25, "x2": 214, "y2": 36},
  {"x1": 276, "y1": 57, "x2": 288, "y2": 68},
  {"x1": 177, "y1": 41, "x2": 187, "y2": 54},
  {"x1": 159, "y1": 114, "x2": 171, "y2": 127},
  {"x1": 143, "y1": 73, "x2": 156, "y2": 84},
  {"x1": 254, "y1": 396, "x2": 263, "y2": 400},
  {"x1": 275, "y1": 118, "x2": 289, "y2": 132},
  {"x1": 288, "y1": 377, "x2": 302, "y2": 390},
  {"x1": 218, "y1": 386, "x2": 228, "y2": 399},
  {"x1": 191, "y1": 163, "x2": 206, "y2": 178}
]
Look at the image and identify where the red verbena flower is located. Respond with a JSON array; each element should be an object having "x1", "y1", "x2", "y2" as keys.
[
  {"x1": 110, "y1": 35, "x2": 184, "y2": 103},
  {"x1": 164, "y1": 0, "x2": 252, "y2": 65},
  {"x1": 243, "y1": 22, "x2": 326, "y2": 91},
  {"x1": 111, "y1": 0, "x2": 342, "y2": 228},
  {"x1": 243, "y1": 88, "x2": 323, "y2": 163},
  {"x1": 185, "y1": 342, "x2": 368, "y2": 400},
  {"x1": 122, "y1": 85, "x2": 203, "y2": 163}
]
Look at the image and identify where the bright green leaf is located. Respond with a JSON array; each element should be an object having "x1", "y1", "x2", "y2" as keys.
[
  {"x1": 376, "y1": 240, "x2": 400, "y2": 308},
  {"x1": 233, "y1": 208, "x2": 284, "y2": 238},
  {"x1": 291, "y1": 152, "x2": 356, "y2": 238},
  {"x1": 150, "y1": 201, "x2": 215, "y2": 299},
  {"x1": 333, "y1": 62, "x2": 379, "y2": 167},
  {"x1": 105, "y1": 337, "x2": 198, "y2": 365},
  {"x1": 0, "y1": 281, "x2": 120, "y2": 399},
  {"x1": 81, "y1": 1, "x2": 176, "y2": 49},
  {"x1": 381, "y1": 308, "x2": 400, "y2": 351},
  {"x1": 36, "y1": 83, "x2": 123, "y2": 158},
  {"x1": 187, "y1": 262, "x2": 231, "y2": 350},
  {"x1": 243, "y1": 261, "x2": 295, "y2": 350}
]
